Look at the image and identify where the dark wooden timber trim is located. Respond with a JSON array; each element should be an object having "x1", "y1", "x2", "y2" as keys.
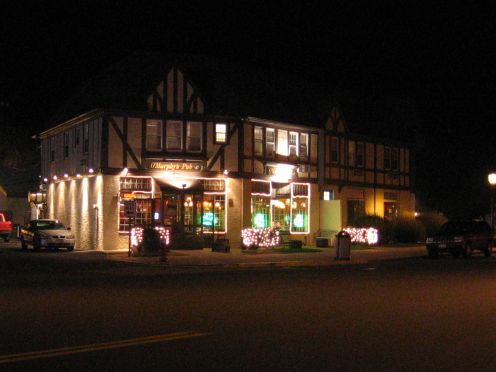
[
  {"x1": 101, "y1": 117, "x2": 109, "y2": 169},
  {"x1": 238, "y1": 119, "x2": 244, "y2": 176},
  {"x1": 107, "y1": 115, "x2": 143, "y2": 169},
  {"x1": 207, "y1": 122, "x2": 238, "y2": 170},
  {"x1": 173, "y1": 67, "x2": 178, "y2": 114},
  {"x1": 141, "y1": 118, "x2": 146, "y2": 164},
  {"x1": 123, "y1": 116, "x2": 128, "y2": 168}
]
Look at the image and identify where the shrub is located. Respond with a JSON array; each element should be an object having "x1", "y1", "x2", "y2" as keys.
[
  {"x1": 138, "y1": 226, "x2": 162, "y2": 255},
  {"x1": 391, "y1": 216, "x2": 426, "y2": 243},
  {"x1": 417, "y1": 211, "x2": 447, "y2": 237}
]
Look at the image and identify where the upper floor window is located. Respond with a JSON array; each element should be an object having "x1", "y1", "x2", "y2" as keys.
[
  {"x1": 254, "y1": 126, "x2": 263, "y2": 156},
  {"x1": 277, "y1": 129, "x2": 288, "y2": 156},
  {"x1": 74, "y1": 127, "x2": 80, "y2": 147},
  {"x1": 384, "y1": 146, "x2": 391, "y2": 170},
  {"x1": 289, "y1": 132, "x2": 298, "y2": 157},
  {"x1": 64, "y1": 132, "x2": 69, "y2": 158},
  {"x1": 146, "y1": 120, "x2": 163, "y2": 151},
  {"x1": 299, "y1": 133, "x2": 308, "y2": 160},
  {"x1": 266, "y1": 128, "x2": 275, "y2": 158},
  {"x1": 186, "y1": 121, "x2": 202, "y2": 152},
  {"x1": 83, "y1": 123, "x2": 89, "y2": 153},
  {"x1": 392, "y1": 148, "x2": 399, "y2": 170},
  {"x1": 331, "y1": 137, "x2": 339, "y2": 163},
  {"x1": 356, "y1": 142, "x2": 364, "y2": 168},
  {"x1": 215, "y1": 123, "x2": 227, "y2": 144},
  {"x1": 166, "y1": 120, "x2": 183, "y2": 151},
  {"x1": 348, "y1": 141, "x2": 355, "y2": 167}
]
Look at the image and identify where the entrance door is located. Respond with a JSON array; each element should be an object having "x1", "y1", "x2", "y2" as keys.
[{"x1": 161, "y1": 189, "x2": 203, "y2": 233}]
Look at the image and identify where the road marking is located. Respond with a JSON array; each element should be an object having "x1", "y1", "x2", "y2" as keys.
[{"x1": 0, "y1": 331, "x2": 210, "y2": 364}]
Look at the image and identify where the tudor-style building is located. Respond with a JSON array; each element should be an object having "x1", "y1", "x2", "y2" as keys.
[{"x1": 37, "y1": 55, "x2": 415, "y2": 251}]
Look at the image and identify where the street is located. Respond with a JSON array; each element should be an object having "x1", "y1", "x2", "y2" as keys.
[{"x1": 2, "y1": 243, "x2": 496, "y2": 371}]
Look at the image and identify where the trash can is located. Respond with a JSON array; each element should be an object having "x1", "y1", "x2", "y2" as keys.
[{"x1": 335, "y1": 230, "x2": 351, "y2": 260}]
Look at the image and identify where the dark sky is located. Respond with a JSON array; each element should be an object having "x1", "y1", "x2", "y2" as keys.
[{"x1": 1, "y1": 2, "x2": 495, "y2": 217}]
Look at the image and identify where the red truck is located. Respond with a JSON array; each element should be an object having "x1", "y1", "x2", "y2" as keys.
[{"x1": 0, "y1": 212, "x2": 13, "y2": 242}]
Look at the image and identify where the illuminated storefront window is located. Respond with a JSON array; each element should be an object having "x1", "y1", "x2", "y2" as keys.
[
  {"x1": 202, "y1": 195, "x2": 225, "y2": 232},
  {"x1": 251, "y1": 180, "x2": 271, "y2": 229},
  {"x1": 290, "y1": 183, "x2": 310, "y2": 233},
  {"x1": 119, "y1": 177, "x2": 153, "y2": 232},
  {"x1": 271, "y1": 198, "x2": 290, "y2": 230}
]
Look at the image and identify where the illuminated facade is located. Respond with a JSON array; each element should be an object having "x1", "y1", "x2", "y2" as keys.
[{"x1": 38, "y1": 60, "x2": 415, "y2": 250}]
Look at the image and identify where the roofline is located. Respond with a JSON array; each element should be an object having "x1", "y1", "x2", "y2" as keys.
[
  {"x1": 37, "y1": 109, "x2": 105, "y2": 139},
  {"x1": 246, "y1": 116, "x2": 319, "y2": 131}
]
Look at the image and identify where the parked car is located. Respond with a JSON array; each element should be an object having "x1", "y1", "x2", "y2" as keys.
[
  {"x1": 20, "y1": 219, "x2": 75, "y2": 251},
  {"x1": 0, "y1": 212, "x2": 13, "y2": 242},
  {"x1": 426, "y1": 220, "x2": 492, "y2": 258}
]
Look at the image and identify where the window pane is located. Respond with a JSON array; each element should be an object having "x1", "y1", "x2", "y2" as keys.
[
  {"x1": 146, "y1": 120, "x2": 162, "y2": 150},
  {"x1": 266, "y1": 128, "x2": 275, "y2": 157},
  {"x1": 254, "y1": 126, "x2": 263, "y2": 156},
  {"x1": 277, "y1": 130, "x2": 288, "y2": 156},
  {"x1": 299, "y1": 133, "x2": 308, "y2": 160},
  {"x1": 215, "y1": 123, "x2": 227, "y2": 143},
  {"x1": 289, "y1": 132, "x2": 298, "y2": 157},
  {"x1": 331, "y1": 137, "x2": 339, "y2": 163},
  {"x1": 186, "y1": 121, "x2": 202, "y2": 151},
  {"x1": 167, "y1": 120, "x2": 183, "y2": 150}
]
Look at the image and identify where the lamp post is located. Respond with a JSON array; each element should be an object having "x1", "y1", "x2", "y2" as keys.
[{"x1": 488, "y1": 172, "x2": 496, "y2": 233}]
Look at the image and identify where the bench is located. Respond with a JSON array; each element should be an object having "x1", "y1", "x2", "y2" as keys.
[{"x1": 278, "y1": 230, "x2": 303, "y2": 249}]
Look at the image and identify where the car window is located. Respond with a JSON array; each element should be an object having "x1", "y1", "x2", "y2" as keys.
[
  {"x1": 439, "y1": 222, "x2": 470, "y2": 234},
  {"x1": 35, "y1": 221, "x2": 66, "y2": 230}
]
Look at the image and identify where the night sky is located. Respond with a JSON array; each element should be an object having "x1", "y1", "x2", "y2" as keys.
[{"x1": 1, "y1": 2, "x2": 495, "y2": 217}]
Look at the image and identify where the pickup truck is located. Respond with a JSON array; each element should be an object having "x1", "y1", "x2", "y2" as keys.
[{"x1": 0, "y1": 212, "x2": 13, "y2": 242}]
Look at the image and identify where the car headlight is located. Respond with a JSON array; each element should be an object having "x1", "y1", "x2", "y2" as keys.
[
  {"x1": 453, "y1": 236, "x2": 464, "y2": 243},
  {"x1": 426, "y1": 237, "x2": 433, "y2": 243}
]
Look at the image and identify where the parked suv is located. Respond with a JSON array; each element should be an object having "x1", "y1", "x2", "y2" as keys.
[{"x1": 426, "y1": 220, "x2": 493, "y2": 258}]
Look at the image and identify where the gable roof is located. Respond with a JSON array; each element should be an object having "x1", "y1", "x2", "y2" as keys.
[{"x1": 48, "y1": 51, "x2": 416, "y2": 144}]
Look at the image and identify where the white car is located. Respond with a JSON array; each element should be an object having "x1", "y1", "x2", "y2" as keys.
[{"x1": 21, "y1": 219, "x2": 75, "y2": 251}]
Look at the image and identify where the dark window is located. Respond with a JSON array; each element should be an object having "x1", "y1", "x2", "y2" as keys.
[
  {"x1": 331, "y1": 137, "x2": 339, "y2": 163},
  {"x1": 356, "y1": 142, "x2": 364, "y2": 167},
  {"x1": 186, "y1": 122, "x2": 202, "y2": 152},
  {"x1": 384, "y1": 146, "x2": 391, "y2": 170},
  {"x1": 146, "y1": 120, "x2": 163, "y2": 150},
  {"x1": 83, "y1": 124, "x2": 89, "y2": 153},
  {"x1": 392, "y1": 148, "x2": 399, "y2": 170},
  {"x1": 347, "y1": 200, "x2": 365, "y2": 225}
]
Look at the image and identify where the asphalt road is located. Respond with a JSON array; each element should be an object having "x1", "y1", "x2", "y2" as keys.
[{"x1": 2, "y1": 242, "x2": 496, "y2": 371}]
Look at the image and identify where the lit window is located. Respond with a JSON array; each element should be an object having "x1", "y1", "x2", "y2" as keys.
[
  {"x1": 277, "y1": 129, "x2": 288, "y2": 156},
  {"x1": 186, "y1": 121, "x2": 202, "y2": 152},
  {"x1": 323, "y1": 190, "x2": 334, "y2": 200},
  {"x1": 290, "y1": 183, "x2": 310, "y2": 233},
  {"x1": 266, "y1": 128, "x2": 275, "y2": 157},
  {"x1": 299, "y1": 133, "x2": 308, "y2": 160},
  {"x1": 215, "y1": 123, "x2": 227, "y2": 144},
  {"x1": 289, "y1": 132, "x2": 298, "y2": 157},
  {"x1": 146, "y1": 120, "x2": 162, "y2": 151},
  {"x1": 166, "y1": 120, "x2": 183, "y2": 151},
  {"x1": 254, "y1": 126, "x2": 263, "y2": 156}
]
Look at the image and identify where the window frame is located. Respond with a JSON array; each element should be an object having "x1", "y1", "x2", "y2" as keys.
[
  {"x1": 254, "y1": 126, "x2": 263, "y2": 156},
  {"x1": 214, "y1": 123, "x2": 228, "y2": 144},
  {"x1": 186, "y1": 121, "x2": 203, "y2": 152},
  {"x1": 266, "y1": 128, "x2": 275, "y2": 158},
  {"x1": 166, "y1": 120, "x2": 183, "y2": 151},
  {"x1": 146, "y1": 119, "x2": 163, "y2": 151}
]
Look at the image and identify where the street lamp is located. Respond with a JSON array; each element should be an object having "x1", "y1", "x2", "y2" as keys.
[{"x1": 488, "y1": 172, "x2": 496, "y2": 233}]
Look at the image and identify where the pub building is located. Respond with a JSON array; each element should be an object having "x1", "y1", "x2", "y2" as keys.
[{"x1": 37, "y1": 53, "x2": 415, "y2": 251}]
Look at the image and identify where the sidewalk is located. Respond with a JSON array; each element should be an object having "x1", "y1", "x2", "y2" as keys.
[{"x1": 104, "y1": 245, "x2": 426, "y2": 269}]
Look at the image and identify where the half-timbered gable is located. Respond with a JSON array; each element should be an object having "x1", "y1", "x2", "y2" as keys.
[{"x1": 146, "y1": 66, "x2": 205, "y2": 115}]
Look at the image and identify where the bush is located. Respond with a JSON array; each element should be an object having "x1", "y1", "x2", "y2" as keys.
[
  {"x1": 350, "y1": 214, "x2": 426, "y2": 244},
  {"x1": 417, "y1": 211, "x2": 447, "y2": 237},
  {"x1": 391, "y1": 216, "x2": 426, "y2": 243},
  {"x1": 138, "y1": 226, "x2": 162, "y2": 256}
]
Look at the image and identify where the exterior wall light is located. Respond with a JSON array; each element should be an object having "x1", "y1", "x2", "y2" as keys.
[
  {"x1": 43, "y1": 178, "x2": 48, "y2": 183},
  {"x1": 89, "y1": 168, "x2": 94, "y2": 174},
  {"x1": 53, "y1": 175, "x2": 58, "y2": 180},
  {"x1": 64, "y1": 174, "x2": 69, "y2": 178}
]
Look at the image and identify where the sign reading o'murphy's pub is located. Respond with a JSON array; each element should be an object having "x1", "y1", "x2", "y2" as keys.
[{"x1": 146, "y1": 160, "x2": 204, "y2": 171}]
